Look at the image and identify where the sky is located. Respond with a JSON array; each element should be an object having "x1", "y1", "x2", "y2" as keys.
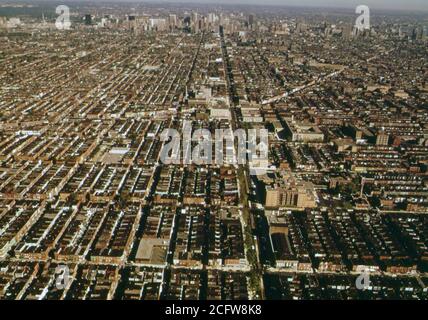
[{"x1": 144, "y1": 0, "x2": 428, "y2": 12}]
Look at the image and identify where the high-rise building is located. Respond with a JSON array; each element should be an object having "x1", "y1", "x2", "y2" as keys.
[
  {"x1": 296, "y1": 22, "x2": 307, "y2": 34},
  {"x1": 169, "y1": 14, "x2": 177, "y2": 28},
  {"x1": 183, "y1": 16, "x2": 191, "y2": 26},
  {"x1": 249, "y1": 14, "x2": 254, "y2": 25},
  {"x1": 342, "y1": 25, "x2": 353, "y2": 39},
  {"x1": 191, "y1": 12, "x2": 198, "y2": 24},
  {"x1": 0, "y1": 17, "x2": 7, "y2": 28},
  {"x1": 208, "y1": 13, "x2": 216, "y2": 24},
  {"x1": 150, "y1": 18, "x2": 168, "y2": 32},
  {"x1": 84, "y1": 14, "x2": 92, "y2": 26}
]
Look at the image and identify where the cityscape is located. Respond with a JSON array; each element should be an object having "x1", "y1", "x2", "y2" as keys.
[{"x1": 0, "y1": 0, "x2": 427, "y2": 302}]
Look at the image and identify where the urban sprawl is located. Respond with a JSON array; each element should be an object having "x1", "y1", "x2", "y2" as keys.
[{"x1": 0, "y1": 2, "x2": 427, "y2": 300}]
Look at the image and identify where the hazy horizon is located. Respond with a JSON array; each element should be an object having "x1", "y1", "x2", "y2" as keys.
[
  {"x1": 151, "y1": 0, "x2": 428, "y2": 12},
  {"x1": 2, "y1": 0, "x2": 428, "y2": 12}
]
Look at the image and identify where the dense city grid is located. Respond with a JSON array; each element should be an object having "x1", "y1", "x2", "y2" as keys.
[{"x1": 0, "y1": 2, "x2": 427, "y2": 300}]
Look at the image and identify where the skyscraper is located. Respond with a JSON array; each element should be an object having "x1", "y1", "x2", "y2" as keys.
[
  {"x1": 249, "y1": 14, "x2": 254, "y2": 26},
  {"x1": 84, "y1": 14, "x2": 92, "y2": 26},
  {"x1": 0, "y1": 17, "x2": 7, "y2": 28},
  {"x1": 169, "y1": 14, "x2": 177, "y2": 29}
]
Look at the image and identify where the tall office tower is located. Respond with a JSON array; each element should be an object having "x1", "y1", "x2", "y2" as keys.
[
  {"x1": 191, "y1": 11, "x2": 199, "y2": 24},
  {"x1": 169, "y1": 14, "x2": 177, "y2": 28},
  {"x1": 219, "y1": 13, "x2": 224, "y2": 26},
  {"x1": 191, "y1": 11, "x2": 199, "y2": 33},
  {"x1": 342, "y1": 25, "x2": 353, "y2": 39},
  {"x1": 208, "y1": 13, "x2": 216, "y2": 24},
  {"x1": 413, "y1": 27, "x2": 420, "y2": 39},
  {"x1": 248, "y1": 14, "x2": 254, "y2": 27},
  {"x1": 0, "y1": 17, "x2": 6, "y2": 28},
  {"x1": 415, "y1": 27, "x2": 424, "y2": 40},
  {"x1": 148, "y1": 18, "x2": 167, "y2": 32},
  {"x1": 296, "y1": 22, "x2": 307, "y2": 34},
  {"x1": 84, "y1": 14, "x2": 92, "y2": 26},
  {"x1": 184, "y1": 16, "x2": 191, "y2": 27},
  {"x1": 207, "y1": 13, "x2": 216, "y2": 31}
]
